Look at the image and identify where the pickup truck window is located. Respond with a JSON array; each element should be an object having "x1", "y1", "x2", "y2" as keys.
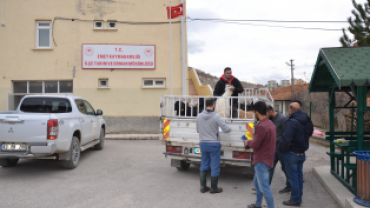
[
  {"x1": 84, "y1": 101, "x2": 95, "y2": 115},
  {"x1": 75, "y1": 100, "x2": 87, "y2": 114},
  {"x1": 20, "y1": 98, "x2": 72, "y2": 113}
]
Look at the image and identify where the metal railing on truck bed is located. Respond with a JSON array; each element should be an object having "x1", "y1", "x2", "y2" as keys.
[{"x1": 160, "y1": 88, "x2": 273, "y2": 121}]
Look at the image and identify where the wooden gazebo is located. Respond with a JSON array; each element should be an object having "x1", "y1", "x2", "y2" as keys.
[{"x1": 309, "y1": 46, "x2": 370, "y2": 194}]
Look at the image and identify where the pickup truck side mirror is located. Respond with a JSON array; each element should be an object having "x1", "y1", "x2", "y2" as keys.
[{"x1": 96, "y1": 109, "x2": 103, "y2": 116}]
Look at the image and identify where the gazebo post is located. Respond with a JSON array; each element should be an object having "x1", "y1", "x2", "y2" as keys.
[
  {"x1": 357, "y1": 86, "x2": 365, "y2": 150},
  {"x1": 329, "y1": 88, "x2": 336, "y2": 172}
]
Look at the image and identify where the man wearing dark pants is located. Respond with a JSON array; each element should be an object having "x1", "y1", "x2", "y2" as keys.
[
  {"x1": 279, "y1": 101, "x2": 313, "y2": 206},
  {"x1": 196, "y1": 99, "x2": 232, "y2": 194},
  {"x1": 244, "y1": 101, "x2": 276, "y2": 208},
  {"x1": 267, "y1": 105, "x2": 290, "y2": 193}
]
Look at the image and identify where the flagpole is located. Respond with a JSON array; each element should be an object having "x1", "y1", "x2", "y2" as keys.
[
  {"x1": 181, "y1": 0, "x2": 186, "y2": 96},
  {"x1": 169, "y1": 0, "x2": 173, "y2": 95}
]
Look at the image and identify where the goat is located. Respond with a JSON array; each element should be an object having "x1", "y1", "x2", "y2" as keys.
[{"x1": 215, "y1": 84, "x2": 233, "y2": 118}]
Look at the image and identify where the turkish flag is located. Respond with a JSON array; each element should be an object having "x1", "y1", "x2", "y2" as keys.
[{"x1": 166, "y1": 4, "x2": 183, "y2": 19}]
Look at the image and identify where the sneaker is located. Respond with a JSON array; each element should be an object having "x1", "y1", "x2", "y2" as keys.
[
  {"x1": 247, "y1": 204, "x2": 262, "y2": 208},
  {"x1": 283, "y1": 200, "x2": 301, "y2": 207},
  {"x1": 279, "y1": 186, "x2": 291, "y2": 194}
]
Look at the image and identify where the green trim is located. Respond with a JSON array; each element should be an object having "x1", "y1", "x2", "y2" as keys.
[{"x1": 320, "y1": 50, "x2": 341, "y2": 87}]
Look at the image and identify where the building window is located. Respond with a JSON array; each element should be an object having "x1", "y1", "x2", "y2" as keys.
[
  {"x1": 13, "y1": 81, "x2": 28, "y2": 94},
  {"x1": 142, "y1": 79, "x2": 166, "y2": 88},
  {"x1": 12, "y1": 80, "x2": 73, "y2": 94},
  {"x1": 29, "y1": 81, "x2": 43, "y2": 93},
  {"x1": 59, "y1": 81, "x2": 73, "y2": 93},
  {"x1": 94, "y1": 21, "x2": 103, "y2": 29},
  {"x1": 45, "y1": 81, "x2": 58, "y2": 93},
  {"x1": 36, "y1": 21, "x2": 52, "y2": 48},
  {"x1": 98, "y1": 79, "x2": 109, "y2": 88},
  {"x1": 108, "y1": 21, "x2": 117, "y2": 29}
]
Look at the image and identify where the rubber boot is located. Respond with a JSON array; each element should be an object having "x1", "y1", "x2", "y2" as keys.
[
  {"x1": 210, "y1": 177, "x2": 223, "y2": 193},
  {"x1": 200, "y1": 171, "x2": 210, "y2": 193}
]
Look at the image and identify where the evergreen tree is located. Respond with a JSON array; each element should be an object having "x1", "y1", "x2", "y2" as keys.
[{"x1": 340, "y1": 0, "x2": 370, "y2": 47}]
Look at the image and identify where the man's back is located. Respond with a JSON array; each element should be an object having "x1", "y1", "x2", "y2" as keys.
[
  {"x1": 271, "y1": 112, "x2": 286, "y2": 143},
  {"x1": 196, "y1": 110, "x2": 232, "y2": 143},
  {"x1": 280, "y1": 111, "x2": 313, "y2": 153}
]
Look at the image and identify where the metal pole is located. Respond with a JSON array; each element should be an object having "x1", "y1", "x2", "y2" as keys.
[
  {"x1": 329, "y1": 88, "x2": 335, "y2": 172},
  {"x1": 357, "y1": 86, "x2": 365, "y2": 150},
  {"x1": 1, "y1": 0, "x2": 5, "y2": 26},
  {"x1": 181, "y1": 0, "x2": 186, "y2": 95},
  {"x1": 291, "y1": 59, "x2": 294, "y2": 100},
  {"x1": 286, "y1": 59, "x2": 295, "y2": 100},
  {"x1": 169, "y1": 0, "x2": 173, "y2": 95}
]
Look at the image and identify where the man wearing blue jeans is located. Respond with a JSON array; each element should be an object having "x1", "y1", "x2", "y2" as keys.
[
  {"x1": 244, "y1": 101, "x2": 276, "y2": 208},
  {"x1": 196, "y1": 99, "x2": 231, "y2": 194},
  {"x1": 279, "y1": 101, "x2": 313, "y2": 206}
]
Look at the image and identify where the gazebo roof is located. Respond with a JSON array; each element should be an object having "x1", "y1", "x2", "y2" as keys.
[{"x1": 309, "y1": 47, "x2": 370, "y2": 92}]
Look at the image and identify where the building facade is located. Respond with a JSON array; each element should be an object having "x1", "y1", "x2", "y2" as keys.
[
  {"x1": 281, "y1": 80, "x2": 290, "y2": 86},
  {"x1": 0, "y1": 0, "x2": 187, "y2": 133},
  {"x1": 293, "y1": 78, "x2": 306, "y2": 85},
  {"x1": 267, "y1": 80, "x2": 278, "y2": 90}
]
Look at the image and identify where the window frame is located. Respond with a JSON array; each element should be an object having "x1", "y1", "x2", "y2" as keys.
[
  {"x1": 98, "y1": 79, "x2": 109, "y2": 88},
  {"x1": 75, "y1": 99, "x2": 87, "y2": 115},
  {"x1": 12, "y1": 80, "x2": 73, "y2": 95},
  {"x1": 142, "y1": 78, "x2": 166, "y2": 88},
  {"x1": 94, "y1": 21, "x2": 104, "y2": 29},
  {"x1": 35, "y1": 21, "x2": 52, "y2": 49},
  {"x1": 107, "y1": 21, "x2": 117, "y2": 29},
  {"x1": 83, "y1": 100, "x2": 96, "y2": 115}
]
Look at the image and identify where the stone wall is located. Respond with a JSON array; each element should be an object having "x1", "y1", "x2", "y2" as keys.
[{"x1": 103, "y1": 116, "x2": 160, "y2": 134}]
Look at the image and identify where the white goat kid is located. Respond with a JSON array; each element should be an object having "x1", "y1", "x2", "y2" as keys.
[{"x1": 215, "y1": 84, "x2": 233, "y2": 118}]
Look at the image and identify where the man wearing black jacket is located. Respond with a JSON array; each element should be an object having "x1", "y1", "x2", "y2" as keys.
[
  {"x1": 213, "y1": 67, "x2": 244, "y2": 116},
  {"x1": 279, "y1": 101, "x2": 313, "y2": 207}
]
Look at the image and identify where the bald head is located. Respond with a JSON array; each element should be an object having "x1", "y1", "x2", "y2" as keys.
[{"x1": 289, "y1": 102, "x2": 301, "y2": 115}]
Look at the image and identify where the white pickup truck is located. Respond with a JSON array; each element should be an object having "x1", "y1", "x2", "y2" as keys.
[
  {"x1": 160, "y1": 88, "x2": 273, "y2": 174},
  {"x1": 0, "y1": 95, "x2": 106, "y2": 169}
]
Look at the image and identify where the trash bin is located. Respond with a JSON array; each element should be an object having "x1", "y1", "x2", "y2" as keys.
[{"x1": 353, "y1": 150, "x2": 370, "y2": 207}]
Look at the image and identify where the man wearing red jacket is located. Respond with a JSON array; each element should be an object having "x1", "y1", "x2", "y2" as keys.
[
  {"x1": 244, "y1": 101, "x2": 276, "y2": 208},
  {"x1": 213, "y1": 67, "x2": 244, "y2": 116}
]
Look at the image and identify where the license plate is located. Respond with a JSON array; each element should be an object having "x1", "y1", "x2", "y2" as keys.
[
  {"x1": 1, "y1": 143, "x2": 27, "y2": 152},
  {"x1": 194, "y1": 147, "x2": 201, "y2": 154}
]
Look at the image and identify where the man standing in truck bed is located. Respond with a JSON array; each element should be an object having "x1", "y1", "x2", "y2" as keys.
[
  {"x1": 213, "y1": 67, "x2": 244, "y2": 116},
  {"x1": 196, "y1": 99, "x2": 232, "y2": 194}
]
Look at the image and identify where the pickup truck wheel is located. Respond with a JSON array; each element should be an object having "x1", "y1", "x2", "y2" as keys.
[
  {"x1": 61, "y1": 137, "x2": 80, "y2": 169},
  {"x1": 0, "y1": 158, "x2": 19, "y2": 167},
  {"x1": 176, "y1": 160, "x2": 190, "y2": 171},
  {"x1": 94, "y1": 128, "x2": 105, "y2": 150}
]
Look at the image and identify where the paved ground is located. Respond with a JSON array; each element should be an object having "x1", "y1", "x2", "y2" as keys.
[{"x1": 0, "y1": 140, "x2": 339, "y2": 208}]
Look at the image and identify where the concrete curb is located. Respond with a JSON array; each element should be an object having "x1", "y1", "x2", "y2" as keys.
[
  {"x1": 313, "y1": 166, "x2": 360, "y2": 208},
  {"x1": 105, "y1": 134, "x2": 161, "y2": 140}
]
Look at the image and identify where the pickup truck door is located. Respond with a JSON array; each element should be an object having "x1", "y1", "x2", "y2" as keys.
[
  {"x1": 83, "y1": 100, "x2": 99, "y2": 140},
  {"x1": 74, "y1": 99, "x2": 92, "y2": 145}
]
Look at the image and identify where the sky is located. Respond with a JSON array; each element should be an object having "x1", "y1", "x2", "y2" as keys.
[{"x1": 185, "y1": 0, "x2": 367, "y2": 86}]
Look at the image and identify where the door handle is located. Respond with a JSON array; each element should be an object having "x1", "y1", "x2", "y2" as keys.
[
  {"x1": 91, "y1": 120, "x2": 93, "y2": 123},
  {"x1": 81, "y1": 119, "x2": 85, "y2": 122}
]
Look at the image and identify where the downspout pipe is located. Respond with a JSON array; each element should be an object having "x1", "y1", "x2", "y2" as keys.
[{"x1": 1, "y1": 0, "x2": 4, "y2": 26}]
